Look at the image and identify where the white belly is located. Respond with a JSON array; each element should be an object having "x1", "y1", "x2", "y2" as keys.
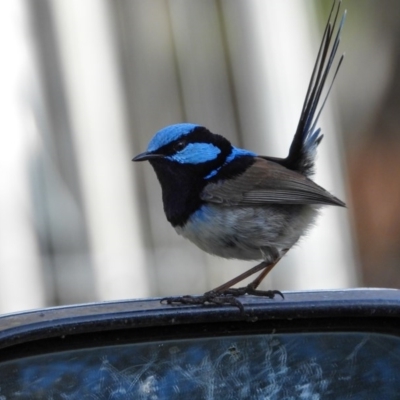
[{"x1": 175, "y1": 204, "x2": 318, "y2": 261}]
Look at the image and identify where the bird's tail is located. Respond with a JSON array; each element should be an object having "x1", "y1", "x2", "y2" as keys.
[{"x1": 283, "y1": 0, "x2": 345, "y2": 177}]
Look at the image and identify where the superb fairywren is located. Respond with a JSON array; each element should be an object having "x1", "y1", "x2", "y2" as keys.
[{"x1": 133, "y1": 1, "x2": 346, "y2": 306}]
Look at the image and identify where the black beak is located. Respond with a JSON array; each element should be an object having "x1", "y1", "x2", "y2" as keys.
[{"x1": 132, "y1": 151, "x2": 164, "y2": 162}]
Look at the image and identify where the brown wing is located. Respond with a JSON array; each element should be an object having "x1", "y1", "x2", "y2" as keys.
[{"x1": 201, "y1": 157, "x2": 345, "y2": 207}]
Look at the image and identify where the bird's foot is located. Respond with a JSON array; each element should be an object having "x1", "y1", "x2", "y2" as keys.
[
  {"x1": 161, "y1": 284, "x2": 283, "y2": 313},
  {"x1": 161, "y1": 293, "x2": 245, "y2": 313},
  {"x1": 213, "y1": 284, "x2": 284, "y2": 300}
]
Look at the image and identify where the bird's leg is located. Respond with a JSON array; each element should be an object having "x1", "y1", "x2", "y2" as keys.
[
  {"x1": 162, "y1": 250, "x2": 288, "y2": 311},
  {"x1": 245, "y1": 248, "x2": 289, "y2": 293},
  {"x1": 205, "y1": 250, "x2": 288, "y2": 300},
  {"x1": 209, "y1": 260, "x2": 271, "y2": 292}
]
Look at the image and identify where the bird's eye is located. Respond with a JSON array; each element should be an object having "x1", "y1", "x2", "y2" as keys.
[{"x1": 174, "y1": 140, "x2": 186, "y2": 152}]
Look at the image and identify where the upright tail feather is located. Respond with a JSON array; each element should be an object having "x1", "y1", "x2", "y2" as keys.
[{"x1": 283, "y1": 0, "x2": 346, "y2": 176}]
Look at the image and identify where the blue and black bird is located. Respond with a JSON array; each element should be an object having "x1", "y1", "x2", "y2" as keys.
[{"x1": 133, "y1": 1, "x2": 346, "y2": 305}]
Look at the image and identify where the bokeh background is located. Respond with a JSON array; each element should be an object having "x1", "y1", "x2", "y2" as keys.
[{"x1": 1, "y1": 0, "x2": 399, "y2": 313}]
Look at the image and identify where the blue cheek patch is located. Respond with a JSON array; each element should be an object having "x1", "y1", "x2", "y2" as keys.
[
  {"x1": 226, "y1": 147, "x2": 256, "y2": 162},
  {"x1": 148, "y1": 123, "x2": 200, "y2": 152},
  {"x1": 167, "y1": 143, "x2": 221, "y2": 164},
  {"x1": 205, "y1": 146, "x2": 256, "y2": 179}
]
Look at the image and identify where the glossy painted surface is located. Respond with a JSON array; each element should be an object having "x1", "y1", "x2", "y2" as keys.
[{"x1": 0, "y1": 290, "x2": 400, "y2": 398}]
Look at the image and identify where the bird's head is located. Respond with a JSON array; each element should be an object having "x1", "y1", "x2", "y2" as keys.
[
  {"x1": 133, "y1": 123, "x2": 255, "y2": 180},
  {"x1": 133, "y1": 123, "x2": 257, "y2": 225},
  {"x1": 133, "y1": 123, "x2": 230, "y2": 168}
]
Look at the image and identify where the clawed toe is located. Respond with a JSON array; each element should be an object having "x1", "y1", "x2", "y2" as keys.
[
  {"x1": 161, "y1": 293, "x2": 245, "y2": 312},
  {"x1": 208, "y1": 285, "x2": 284, "y2": 300},
  {"x1": 160, "y1": 295, "x2": 207, "y2": 306},
  {"x1": 161, "y1": 286, "x2": 283, "y2": 313},
  {"x1": 245, "y1": 286, "x2": 284, "y2": 299}
]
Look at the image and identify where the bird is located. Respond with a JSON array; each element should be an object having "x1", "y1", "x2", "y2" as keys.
[{"x1": 133, "y1": 1, "x2": 346, "y2": 307}]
